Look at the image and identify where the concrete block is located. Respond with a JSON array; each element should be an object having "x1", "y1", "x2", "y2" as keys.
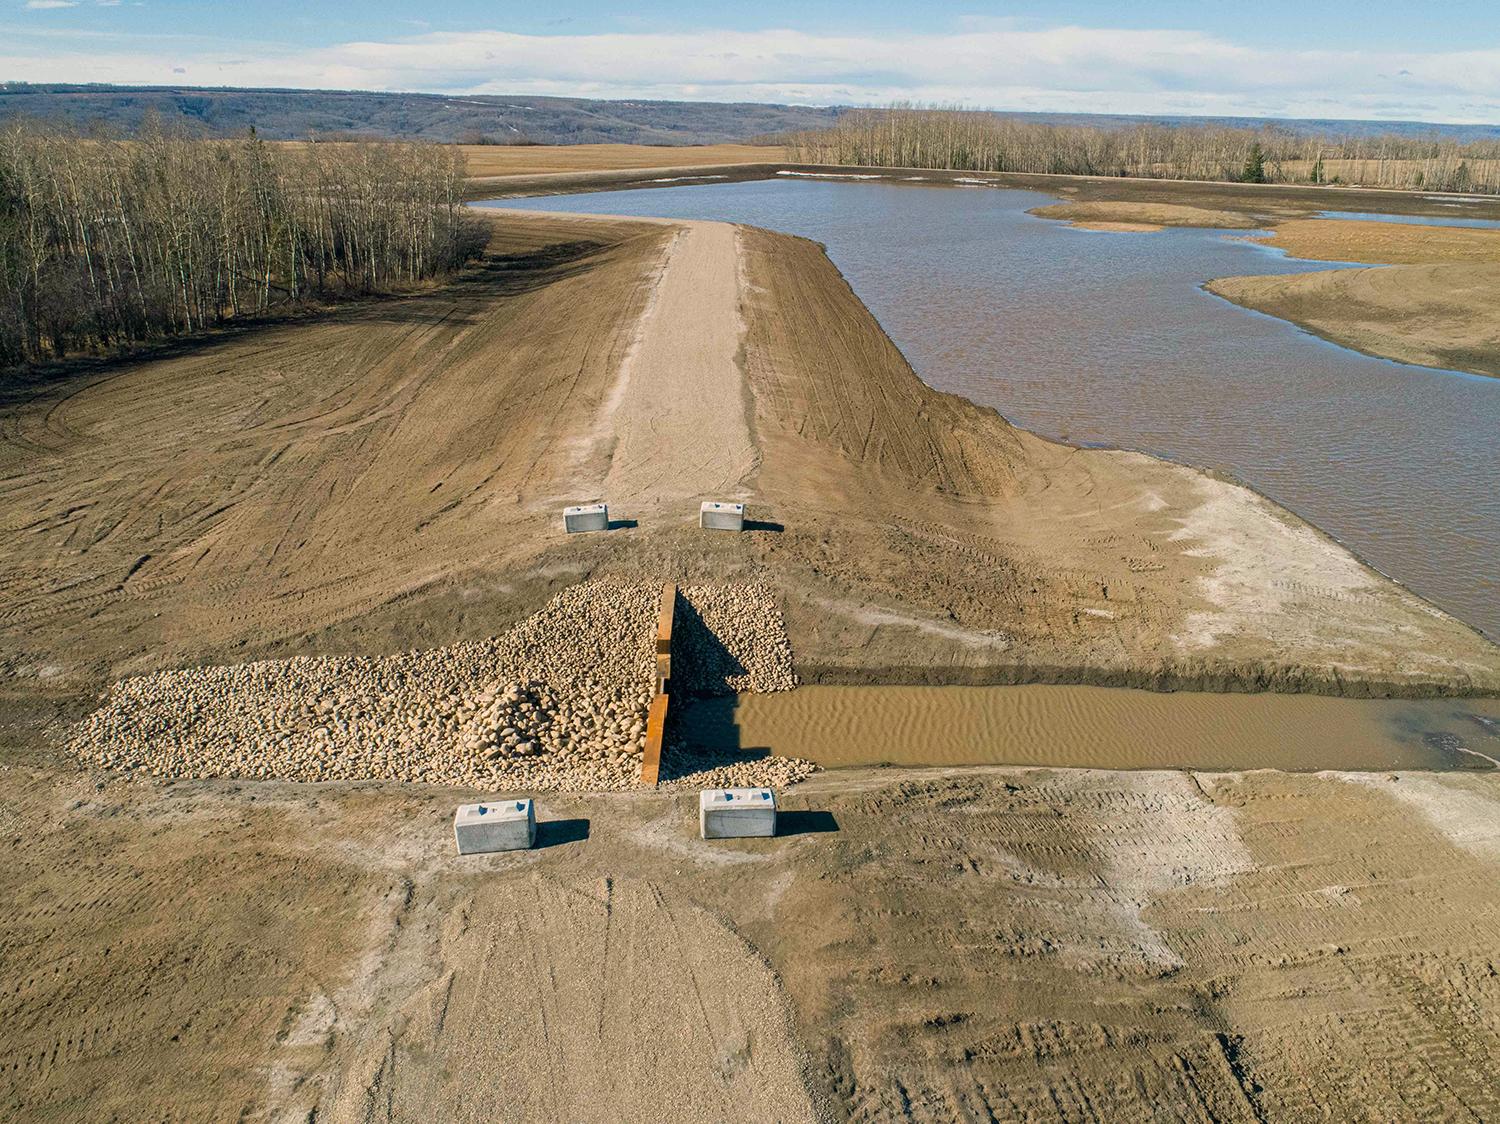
[
  {"x1": 700, "y1": 787, "x2": 777, "y2": 839},
  {"x1": 455, "y1": 799, "x2": 536, "y2": 854},
  {"x1": 563, "y1": 503, "x2": 608, "y2": 533},
  {"x1": 699, "y1": 501, "x2": 745, "y2": 532}
]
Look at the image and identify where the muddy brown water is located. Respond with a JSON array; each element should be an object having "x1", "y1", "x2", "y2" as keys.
[
  {"x1": 676, "y1": 686, "x2": 1500, "y2": 772},
  {"x1": 480, "y1": 181, "x2": 1500, "y2": 641}
]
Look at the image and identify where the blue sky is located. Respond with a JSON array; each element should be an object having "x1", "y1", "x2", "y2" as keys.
[{"x1": 5, "y1": 1, "x2": 1500, "y2": 123}]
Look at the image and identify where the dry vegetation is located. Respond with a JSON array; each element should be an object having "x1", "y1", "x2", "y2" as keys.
[
  {"x1": 459, "y1": 142, "x2": 785, "y2": 178},
  {"x1": 0, "y1": 121, "x2": 482, "y2": 367},
  {"x1": 788, "y1": 104, "x2": 1500, "y2": 193},
  {"x1": 1254, "y1": 217, "x2": 1500, "y2": 264}
]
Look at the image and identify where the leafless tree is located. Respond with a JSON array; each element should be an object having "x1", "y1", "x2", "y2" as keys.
[
  {"x1": 0, "y1": 119, "x2": 484, "y2": 368},
  {"x1": 787, "y1": 105, "x2": 1500, "y2": 195}
]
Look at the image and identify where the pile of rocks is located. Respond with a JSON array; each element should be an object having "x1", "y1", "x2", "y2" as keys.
[
  {"x1": 674, "y1": 583, "x2": 798, "y2": 695},
  {"x1": 67, "y1": 579, "x2": 814, "y2": 791}
]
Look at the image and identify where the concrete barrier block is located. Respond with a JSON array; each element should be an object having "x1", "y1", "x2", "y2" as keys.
[
  {"x1": 563, "y1": 503, "x2": 608, "y2": 533},
  {"x1": 699, "y1": 501, "x2": 745, "y2": 531},
  {"x1": 700, "y1": 787, "x2": 777, "y2": 839},
  {"x1": 455, "y1": 799, "x2": 536, "y2": 854}
]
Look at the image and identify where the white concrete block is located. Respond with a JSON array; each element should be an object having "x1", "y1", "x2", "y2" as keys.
[
  {"x1": 699, "y1": 787, "x2": 777, "y2": 839},
  {"x1": 455, "y1": 799, "x2": 536, "y2": 854},
  {"x1": 699, "y1": 501, "x2": 745, "y2": 532},
  {"x1": 563, "y1": 503, "x2": 608, "y2": 533}
]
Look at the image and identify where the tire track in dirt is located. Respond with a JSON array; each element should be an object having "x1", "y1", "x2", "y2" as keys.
[{"x1": 320, "y1": 874, "x2": 820, "y2": 1123}]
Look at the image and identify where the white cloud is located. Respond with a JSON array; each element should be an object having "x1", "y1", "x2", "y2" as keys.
[
  {"x1": 3, "y1": 24, "x2": 1500, "y2": 122},
  {"x1": 25, "y1": 0, "x2": 78, "y2": 8}
]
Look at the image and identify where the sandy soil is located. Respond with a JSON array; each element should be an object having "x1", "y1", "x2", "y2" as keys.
[
  {"x1": 5, "y1": 199, "x2": 1500, "y2": 1120},
  {"x1": 1209, "y1": 263, "x2": 1500, "y2": 379},
  {"x1": 7, "y1": 702, "x2": 1500, "y2": 1121},
  {"x1": 598, "y1": 221, "x2": 759, "y2": 503},
  {"x1": 4, "y1": 210, "x2": 1497, "y2": 698},
  {"x1": 1204, "y1": 218, "x2": 1500, "y2": 379},
  {"x1": 1027, "y1": 201, "x2": 1264, "y2": 231}
]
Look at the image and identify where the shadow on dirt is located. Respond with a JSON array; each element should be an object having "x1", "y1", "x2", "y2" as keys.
[{"x1": 535, "y1": 817, "x2": 591, "y2": 849}]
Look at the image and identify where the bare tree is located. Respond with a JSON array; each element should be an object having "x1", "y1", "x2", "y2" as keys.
[
  {"x1": 0, "y1": 119, "x2": 484, "y2": 369},
  {"x1": 786, "y1": 105, "x2": 1500, "y2": 195}
]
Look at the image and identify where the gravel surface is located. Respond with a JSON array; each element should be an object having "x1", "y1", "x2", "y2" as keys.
[{"x1": 68, "y1": 580, "x2": 814, "y2": 791}]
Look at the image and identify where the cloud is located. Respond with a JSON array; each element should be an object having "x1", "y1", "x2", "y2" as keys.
[
  {"x1": 25, "y1": 0, "x2": 78, "y2": 8},
  {"x1": 3, "y1": 23, "x2": 1500, "y2": 122}
]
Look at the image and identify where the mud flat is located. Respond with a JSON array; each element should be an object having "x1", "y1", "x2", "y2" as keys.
[
  {"x1": 679, "y1": 685, "x2": 1500, "y2": 772},
  {"x1": 1027, "y1": 200, "x2": 1264, "y2": 232},
  {"x1": 1206, "y1": 217, "x2": 1500, "y2": 380}
]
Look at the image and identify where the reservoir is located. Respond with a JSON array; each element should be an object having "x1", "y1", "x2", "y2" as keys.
[{"x1": 478, "y1": 180, "x2": 1500, "y2": 640}]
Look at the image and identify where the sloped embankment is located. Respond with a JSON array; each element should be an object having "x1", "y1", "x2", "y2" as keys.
[{"x1": 732, "y1": 223, "x2": 1500, "y2": 693}]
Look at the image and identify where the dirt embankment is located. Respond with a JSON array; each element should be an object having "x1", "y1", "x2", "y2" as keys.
[
  {"x1": 3, "y1": 210, "x2": 1498, "y2": 699},
  {"x1": 5, "y1": 204, "x2": 1500, "y2": 1122},
  {"x1": 1205, "y1": 219, "x2": 1500, "y2": 379},
  {"x1": 729, "y1": 224, "x2": 1500, "y2": 692}
]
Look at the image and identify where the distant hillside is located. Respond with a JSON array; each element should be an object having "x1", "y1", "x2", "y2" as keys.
[
  {"x1": 4, "y1": 84, "x2": 1498, "y2": 147},
  {"x1": 0, "y1": 84, "x2": 845, "y2": 144}
]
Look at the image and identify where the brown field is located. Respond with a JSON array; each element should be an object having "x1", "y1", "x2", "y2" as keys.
[
  {"x1": 460, "y1": 142, "x2": 785, "y2": 178},
  {"x1": 4, "y1": 205, "x2": 1500, "y2": 1120}
]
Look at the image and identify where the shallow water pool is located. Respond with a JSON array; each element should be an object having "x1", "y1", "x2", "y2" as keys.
[{"x1": 677, "y1": 685, "x2": 1500, "y2": 772}]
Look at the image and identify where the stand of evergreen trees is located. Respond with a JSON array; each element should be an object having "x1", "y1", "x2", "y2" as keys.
[
  {"x1": 787, "y1": 105, "x2": 1500, "y2": 195},
  {"x1": 0, "y1": 119, "x2": 484, "y2": 368}
]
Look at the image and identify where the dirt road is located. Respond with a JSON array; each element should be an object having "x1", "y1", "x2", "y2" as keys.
[{"x1": 600, "y1": 222, "x2": 758, "y2": 503}]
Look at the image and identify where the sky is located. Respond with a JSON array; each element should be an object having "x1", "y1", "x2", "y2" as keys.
[{"x1": 4, "y1": 1, "x2": 1500, "y2": 124}]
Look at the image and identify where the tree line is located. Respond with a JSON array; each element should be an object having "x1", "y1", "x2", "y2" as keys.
[
  {"x1": 0, "y1": 119, "x2": 485, "y2": 368},
  {"x1": 786, "y1": 105, "x2": 1500, "y2": 194}
]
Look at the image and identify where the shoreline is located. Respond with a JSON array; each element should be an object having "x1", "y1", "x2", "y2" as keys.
[
  {"x1": 466, "y1": 157, "x2": 1500, "y2": 219},
  {"x1": 4, "y1": 206, "x2": 1497, "y2": 705}
]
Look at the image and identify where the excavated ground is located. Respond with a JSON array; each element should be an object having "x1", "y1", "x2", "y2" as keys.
[
  {"x1": 5, "y1": 211, "x2": 1496, "y2": 698},
  {"x1": 7, "y1": 720, "x2": 1500, "y2": 1121},
  {"x1": 4, "y1": 199, "x2": 1500, "y2": 1121}
]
